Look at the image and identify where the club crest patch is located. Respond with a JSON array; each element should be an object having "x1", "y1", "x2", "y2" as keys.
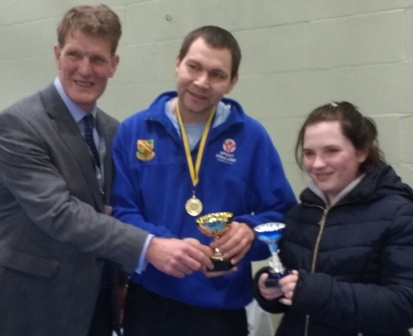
[{"x1": 136, "y1": 139, "x2": 155, "y2": 161}]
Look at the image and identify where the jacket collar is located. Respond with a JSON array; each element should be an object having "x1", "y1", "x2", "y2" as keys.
[{"x1": 301, "y1": 162, "x2": 413, "y2": 207}]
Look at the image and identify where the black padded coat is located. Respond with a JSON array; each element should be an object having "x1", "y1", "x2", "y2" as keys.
[{"x1": 254, "y1": 163, "x2": 413, "y2": 336}]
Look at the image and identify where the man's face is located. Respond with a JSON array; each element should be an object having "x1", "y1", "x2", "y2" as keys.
[
  {"x1": 54, "y1": 29, "x2": 119, "y2": 112},
  {"x1": 175, "y1": 37, "x2": 238, "y2": 123}
]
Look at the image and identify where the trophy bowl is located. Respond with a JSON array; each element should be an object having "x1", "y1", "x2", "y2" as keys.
[
  {"x1": 254, "y1": 222, "x2": 288, "y2": 287},
  {"x1": 196, "y1": 212, "x2": 233, "y2": 271}
]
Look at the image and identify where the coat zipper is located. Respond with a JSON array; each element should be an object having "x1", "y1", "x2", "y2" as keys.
[{"x1": 304, "y1": 206, "x2": 329, "y2": 336}]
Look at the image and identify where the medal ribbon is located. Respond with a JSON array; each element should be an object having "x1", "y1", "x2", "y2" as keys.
[{"x1": 176, "y1": 104, "x2": 216, "y2": 187}]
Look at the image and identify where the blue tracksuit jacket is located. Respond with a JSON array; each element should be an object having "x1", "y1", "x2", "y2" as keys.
[{"x1": 111, "y1": 91, "x2": 296, "y2": 309}]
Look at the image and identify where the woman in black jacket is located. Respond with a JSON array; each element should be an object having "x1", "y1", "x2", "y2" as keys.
[{"x1": 255, "y1": 101, "x2": 413, "y2": 336}]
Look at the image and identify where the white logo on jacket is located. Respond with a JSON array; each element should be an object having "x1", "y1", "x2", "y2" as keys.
[{"x1": 216, "y1": 139, "x2": 237, "y2": 164}]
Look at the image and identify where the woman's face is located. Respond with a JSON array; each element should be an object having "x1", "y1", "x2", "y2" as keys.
[{"x1": 302, "y1": 121, "x2": 367, "y2": 203}]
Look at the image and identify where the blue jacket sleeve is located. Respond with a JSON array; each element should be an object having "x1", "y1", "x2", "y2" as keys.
[{"x1": 234, "y1": 131, "x2": 297, "y2": 262}]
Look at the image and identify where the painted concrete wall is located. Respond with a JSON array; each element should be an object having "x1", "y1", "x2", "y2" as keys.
[
  {"x1": 2, "y1": 0, "x2": 413, "y2": 333},
  {"x1": 2, "y1": 0, "x2": 413, "y2": 194}
]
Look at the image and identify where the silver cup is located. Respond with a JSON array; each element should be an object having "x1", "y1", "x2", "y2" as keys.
[{"x1": 254, "y1": 222, "x2": 288, "y2": 287}]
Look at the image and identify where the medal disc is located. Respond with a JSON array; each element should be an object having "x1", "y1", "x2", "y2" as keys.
[{"x1": 185, "y1": 197, "x2": 203, "y2": 216}]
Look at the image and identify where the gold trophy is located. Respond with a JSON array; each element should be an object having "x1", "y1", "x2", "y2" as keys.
[{"x1": 196, "y1": 212, "x2": 233, "y2": 271}]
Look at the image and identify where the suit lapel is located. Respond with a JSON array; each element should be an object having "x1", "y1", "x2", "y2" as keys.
[{"x1": 41, "y1": 85, "x2": 104, "y2": 210}]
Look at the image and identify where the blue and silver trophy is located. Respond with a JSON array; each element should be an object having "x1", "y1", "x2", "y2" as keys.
[{"x1": 254, "y1": 222, "x2": 288, "y2": 287}]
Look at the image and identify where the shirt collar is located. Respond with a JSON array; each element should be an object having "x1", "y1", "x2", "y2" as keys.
[
  {"x1": 54, "y1": 77, "x2": 97, "y2": 123},
  {"x1": 165, "y1": 99, "x2": 231, "y2": 129}
]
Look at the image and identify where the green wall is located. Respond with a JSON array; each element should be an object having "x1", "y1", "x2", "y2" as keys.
[{"x1": 2, "y1": 0, "x2": 413, "y2": 333}]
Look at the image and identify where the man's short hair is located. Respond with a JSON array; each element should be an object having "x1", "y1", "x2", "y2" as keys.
[
  {"x1": 57, "y1": 4, "x2": 121, "y2": 55},
  {"x1": 178, "y1": 26, "x2": 241, "y2": 79}
]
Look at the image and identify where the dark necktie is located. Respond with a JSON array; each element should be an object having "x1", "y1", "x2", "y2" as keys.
[
  {"x1": 83, "y1": 115, "x2": 109, "y2": 289},
  {"x1": 83, "y1": 114, "x2": 101, "y2": 169}
]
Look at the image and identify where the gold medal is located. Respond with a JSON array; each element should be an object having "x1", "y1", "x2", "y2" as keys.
[
  {"x1": 176, "y1": 101, "x2": 216, "y2": 217},
  {"x1": 185, "y1": 196, "x2": 203, "y2": 216}
]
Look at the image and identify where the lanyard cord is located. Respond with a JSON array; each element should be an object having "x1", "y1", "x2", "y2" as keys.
[{"x1": 176, "y1": 104, "x2": 216, "y2": 187}]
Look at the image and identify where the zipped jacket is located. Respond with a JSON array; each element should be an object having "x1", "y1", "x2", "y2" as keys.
[
  {"x1": 255, "y1": 163, "x2": 413, "y2": 336},
  {"x1": 112, "y1": 91, "x2": 296, "y2": 309}
]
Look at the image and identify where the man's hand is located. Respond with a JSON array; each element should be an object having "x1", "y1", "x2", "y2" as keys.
[
  {"x1": 146, "y1": 237, "x2": 214, "y2": 278},
  {"x1": 183, "y1": 237, "x2": 212, "y2": 256},
  {"x1": 184, "y1": 237, "x2": 239, "y2": 277},
  {"x1": 210, "y1": 221, "x2": 255, "y2": 265}
]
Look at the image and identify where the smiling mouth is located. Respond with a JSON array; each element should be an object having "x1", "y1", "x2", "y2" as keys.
[
  {"x1": 188, "y1": 89, "x2": 207, "y2": 100},
  {"x1": 75, "y1": 80, "x2": 93, "y2": 88},
  {"x1": 314, "y1": 172, "x2": 332, "y2": 180}
]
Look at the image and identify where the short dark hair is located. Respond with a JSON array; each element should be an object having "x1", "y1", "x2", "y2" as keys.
[
  {"x1": 295, "y1": 101, "x2": 384, "y2": 173},
  {"x1": 57, "y1": 4, "x2": 121, "y2": 55},
  {"x1": 178, "y1": 26, "x2": 241, "y2": 79}
]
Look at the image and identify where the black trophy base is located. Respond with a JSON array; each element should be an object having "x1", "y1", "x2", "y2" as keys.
[
  {"x1": 207, "y1": 258, "x2": 234, "y2": 272},
  {"x1": 265, "y1": 270, "x2": 288, "y2": 287}
]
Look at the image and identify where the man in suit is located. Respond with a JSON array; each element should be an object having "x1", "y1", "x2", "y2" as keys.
[{"x1": 0, "y1": 5, "x2": 213, "y2": 336}]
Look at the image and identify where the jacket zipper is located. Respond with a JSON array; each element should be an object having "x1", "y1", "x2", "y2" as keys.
[{"x1": 304, "y1": 206, "x2": 329, "y2": 336}]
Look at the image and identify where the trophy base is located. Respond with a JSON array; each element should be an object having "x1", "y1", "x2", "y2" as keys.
[
  {"x1": 265, "y1": 270, "x2": 288, "y2": 287},
  {"x1": 207, "y1": 258, "x2": 234, "y2": 272}
]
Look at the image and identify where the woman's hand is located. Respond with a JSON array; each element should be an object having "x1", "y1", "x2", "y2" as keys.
[
  {"x1": 278, "y1": 270, "x2": 299, "y2": 306},
  {"x1": 258, "y1": 270, "x2": 299, "y2": 305}
]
